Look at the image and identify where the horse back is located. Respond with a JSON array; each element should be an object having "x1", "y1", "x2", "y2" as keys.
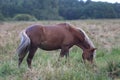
[
  {"x1": 25, "y1": 23, "x2": 84, "y2": 50},
  {"x1": 25, "y1": 24, "x2": 74, "y2": 49}
]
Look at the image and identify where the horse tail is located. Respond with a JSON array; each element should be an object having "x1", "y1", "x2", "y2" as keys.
[{"x1": 17, "y1": 30, "x2": 31, "y2": 58}]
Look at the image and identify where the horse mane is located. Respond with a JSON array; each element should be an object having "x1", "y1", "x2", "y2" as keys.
[
  {"x1": 61, "y1": 23, "x2": 95, "y2": 47},
  {"x1": 79, "y1": 28, "x2": 95, "y2": 48}
]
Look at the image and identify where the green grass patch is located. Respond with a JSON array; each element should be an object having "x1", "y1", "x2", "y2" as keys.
[{"x1": 0, "y1": 46, "x2": 120, "y2": 80}]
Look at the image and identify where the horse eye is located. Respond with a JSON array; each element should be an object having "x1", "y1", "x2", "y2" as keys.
[{"x1": 90, "y1": 54, "x2": 93, "y2": 57}]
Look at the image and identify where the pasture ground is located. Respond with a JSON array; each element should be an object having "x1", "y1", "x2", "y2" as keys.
[{"x1": 0, "y1": 20, "x2": 120, "y2": 80}]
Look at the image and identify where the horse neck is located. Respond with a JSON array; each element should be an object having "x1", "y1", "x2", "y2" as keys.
[
  {"x1": 78, "y1": 28, "x2": 95, "y2": 50},
  {"x1": 82, "y1": 39, "x2": 94, "y2": 50}
]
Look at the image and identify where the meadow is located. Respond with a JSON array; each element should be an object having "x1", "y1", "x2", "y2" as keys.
[{"x1": 0, "y1": 20, "x2": 120, "y2": 80}]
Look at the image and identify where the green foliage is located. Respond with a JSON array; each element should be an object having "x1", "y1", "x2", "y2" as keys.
[
  {"x1": 0, "y1": 13, "x2": 4, "y2": 21},
  {"x1": 0, "y1": 62, "x2": 13, "y2": 77},
  {"x1": 106, "y1": 59, "x2": 120, "y2": 78},
  {"x1": 0, "y1": 0, "x2": 120, "y2": 20},
  {"x1": 13, "y1": 14, "x2": 37, "y2": 21},
  {"x1": 96, "y1": 49, "x2": 108, "y2": 58},
  {"x1": 105, "y1": 48, "x2": 120, "y2": 78},
  {"x1": 59, "y1": 0, "x2": 119, "y2": 19},
  {"x1": 110, "y1": 48, "x2": 120, "y2": 55},
  {"x1": 1, "y1": 45, "x2": 120, "y2": 80},
  {"x1": 82, "y1": 2, "x2": 117, "y2": 19}
]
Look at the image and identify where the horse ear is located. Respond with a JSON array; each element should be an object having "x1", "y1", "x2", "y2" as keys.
[
  {"x1": 94, "y1": 48, "x2": 97, "y2": 50},
  {"x1": 90, "y1": 48, "x2": 97, "y2": 52}
]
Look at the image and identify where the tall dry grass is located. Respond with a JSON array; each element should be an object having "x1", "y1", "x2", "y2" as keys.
[{"x1": 0, "y1": 20, "x2": 120, "y2": 80}]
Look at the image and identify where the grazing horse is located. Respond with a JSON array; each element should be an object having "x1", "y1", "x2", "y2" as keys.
[{"x1": 17, "y1": 23, "x2": 96, "y2": 68}]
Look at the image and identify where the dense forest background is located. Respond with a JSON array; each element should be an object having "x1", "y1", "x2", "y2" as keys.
[{"x1": 0, "y1": 0, "x2": 120, "y2": 20}]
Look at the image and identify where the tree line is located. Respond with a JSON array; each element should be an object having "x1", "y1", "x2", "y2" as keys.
[{"x1": 0, "y1": 0, "x2": 120, "y2": 20}]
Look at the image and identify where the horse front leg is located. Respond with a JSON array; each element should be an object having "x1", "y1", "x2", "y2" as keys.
[
  {"x1": 58, "y1": 46, "x2": 69, "y2": 62},
  {"x1": 27, "y1": 47, "x2": 37, "y2": 69},
  {"x1": 82, "y1": 53, "x2": 87, "y2": 63}
]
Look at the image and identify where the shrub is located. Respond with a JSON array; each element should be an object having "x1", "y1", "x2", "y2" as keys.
[
  {"x1": 13, "y1": 14, "x2": 37, "y2": 21},
  {"x1": 0, "y1": 62, "x2": 13, "y2": 77},
  {"x1": 106, "y1": 59, "x2": 120, "y2": 79}
]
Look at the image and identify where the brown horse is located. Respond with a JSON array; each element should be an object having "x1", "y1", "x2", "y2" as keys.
[{"x1": 17, "y1": 23, "x2": 96, "y2": 68}]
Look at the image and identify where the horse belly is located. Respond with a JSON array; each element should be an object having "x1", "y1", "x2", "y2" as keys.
[
  {"x1": 39, "y1": 42, "x2": 61, "y2": 50},
  {"x1": 39, "y1": 26, "x2": 74, "y2": 50},
  {"x1": 39, "y1": 36, "x2": 63, "y2": 50},
  {"x1": 40, "y1": 36, "x2": 74, "y2": 51}
]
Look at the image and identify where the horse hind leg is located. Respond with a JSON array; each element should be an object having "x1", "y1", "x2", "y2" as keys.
[
  {"x1": 18, "y1": 50, "x2": 28, "y2": 68},
  {"x1": 18, "y1": 57, "x2": 25, "y2": 68},
  {"x1": 27, "y1": 47, "x2": 37, "y2": 69}
]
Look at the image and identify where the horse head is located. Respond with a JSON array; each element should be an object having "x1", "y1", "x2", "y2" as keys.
[{"x1": 82, "y1": 48, "x2": 97, "y2": 63}]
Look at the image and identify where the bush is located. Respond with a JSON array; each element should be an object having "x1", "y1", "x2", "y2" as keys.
[
  {"x1": 13, "y1": 14, "x2": 37, "y2": 21},
  {"x1": 106, "y1": 59, "x2": 120, "y2": 79}
]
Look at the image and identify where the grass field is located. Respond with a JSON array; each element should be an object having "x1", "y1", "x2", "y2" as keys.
[{"x1": 0, "y1": 20, "x2": 120, "y2": 80}]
